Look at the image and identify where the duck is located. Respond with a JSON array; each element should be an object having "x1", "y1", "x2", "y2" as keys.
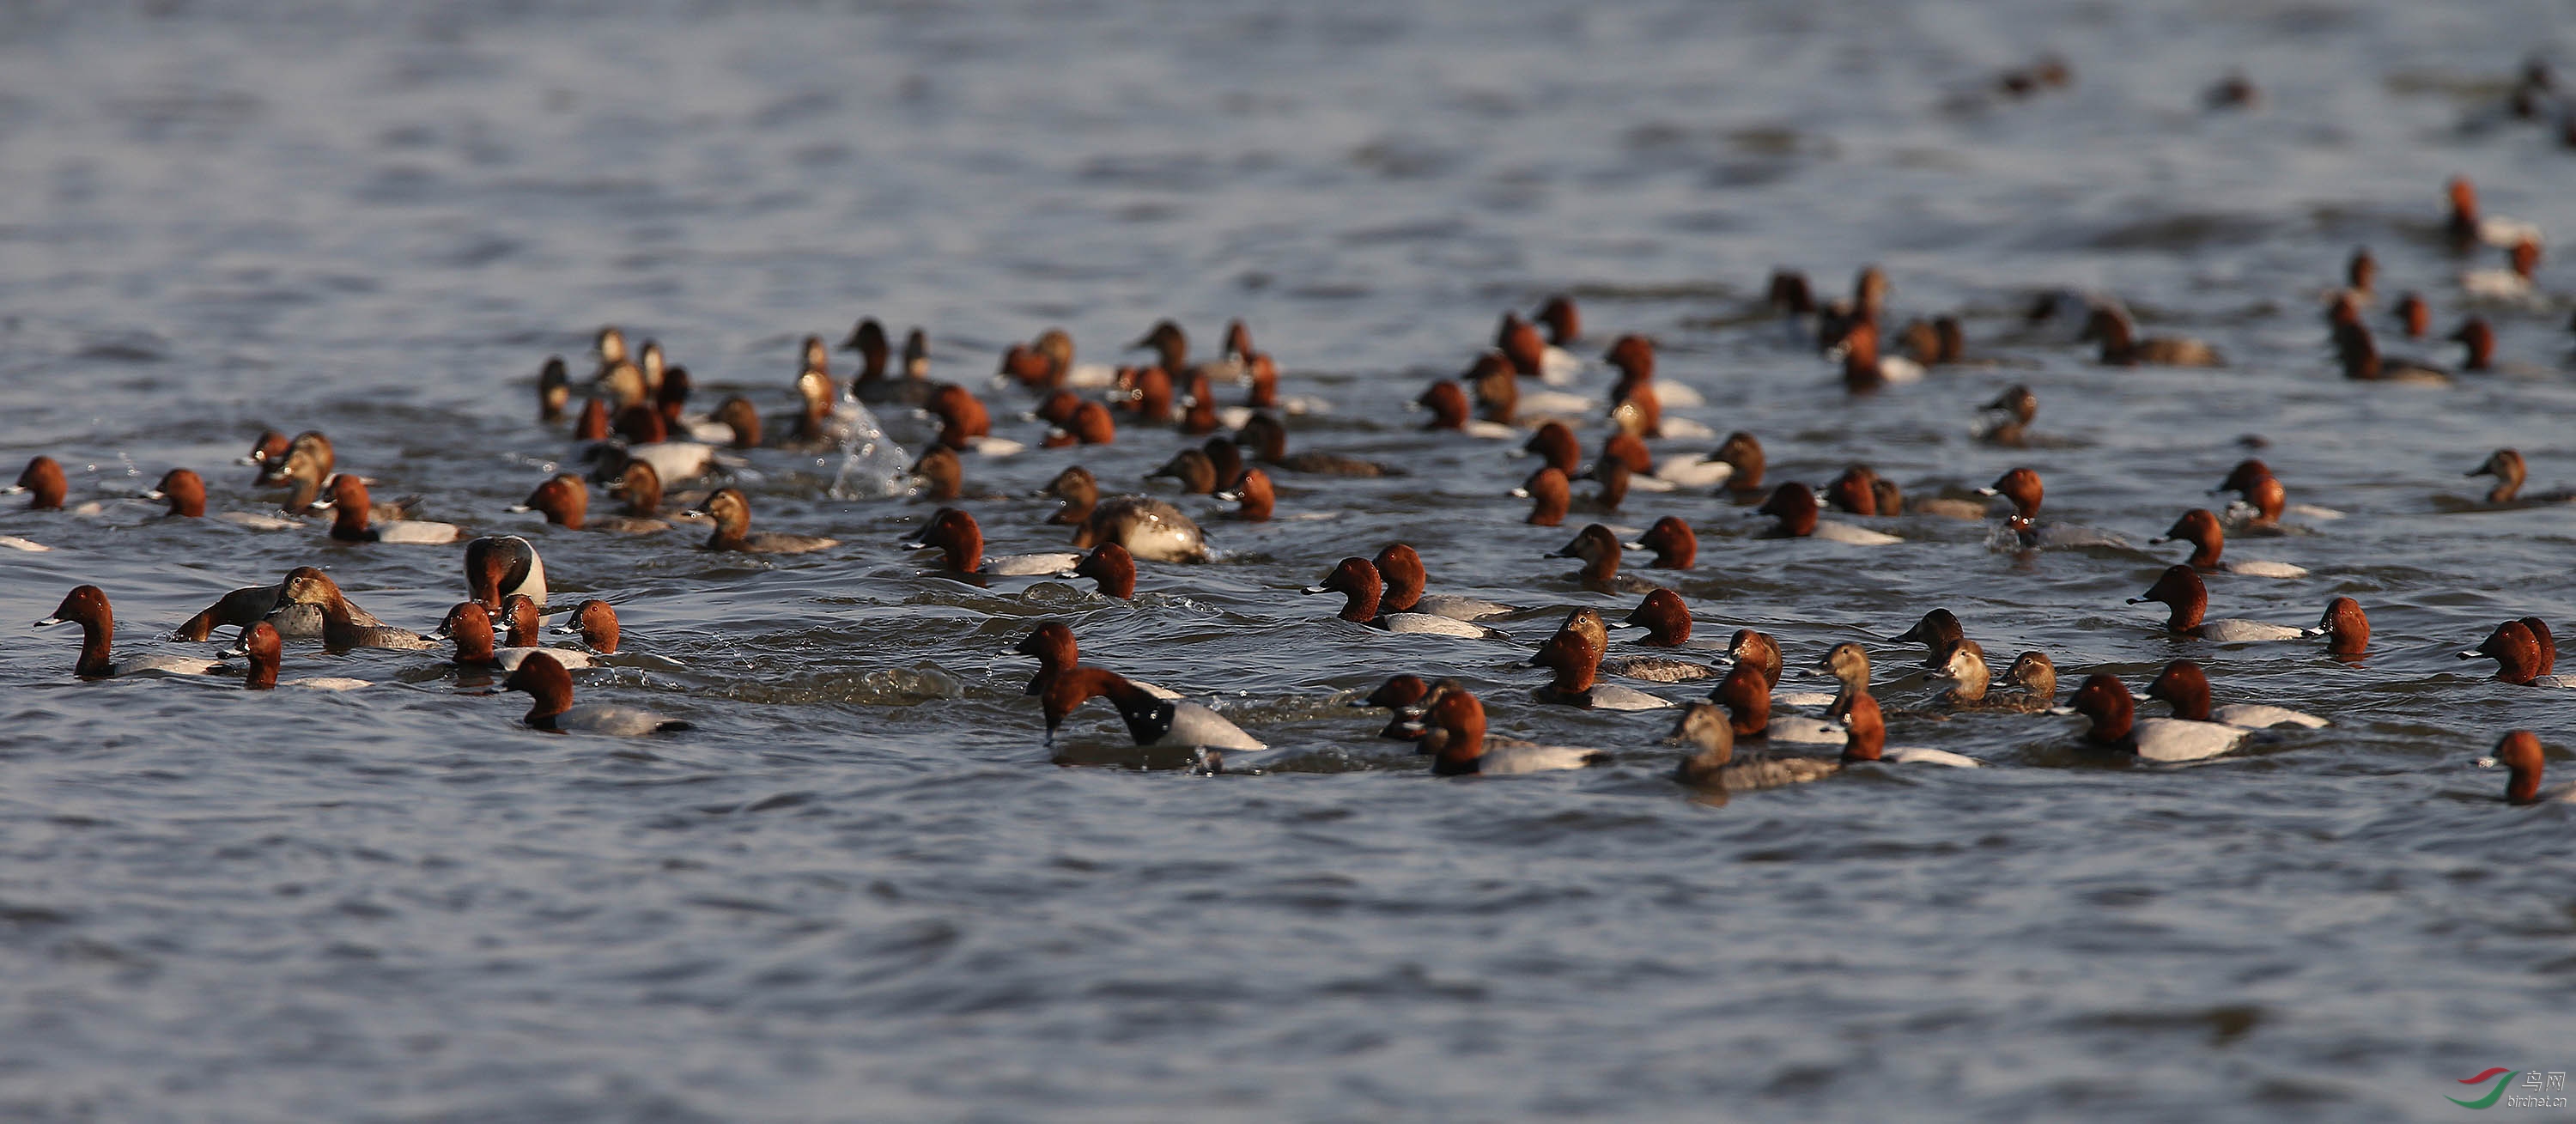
[
  {"x1": 1818, "y1": 465, "x2": 1887, "y2": 516},
  {"x1": 238, "y1": 429, "x2": 291, "y2": 477},
  {"x1": 2465, "y1": 449, "x2": 2576, "y2": 506},
  {"x1": 1625, "y1": 516, "x2": 1696, "y2": 569},
  {"x1": 1999, "y1": 651, "x2": 2058, "y2": 710},
  {"x1": 1600, "y1": 589, "x2": 1719, "y2": 683},
  {"x1": 1414, "y1": 380, "x2": 1518, "y2": 440},
  {"x1": 435, "y1": 601, "x2": 595, "y2": 672},
  {"x1": 1932, "y1": 641, "x2": 2053, "y2": 714},
  {"x1": 2079, "y1": 307, "x2": 2222, "y2": 367},
  {"x1": 606, "y1": 459, "x2": 707, "y2": 524},
  {"x1": 1013, "y1": 622, "x2": 1182, "y2": 702},
  {"x1": 908, "y1": 446, "x2": 964, "y2": 501},
  {"x1": 509, "y1": 474, "x2": 668, "y2": 534},
  {"x1": 33, "y1": 586, "x2": 223, "y2": 679},
  {"x1": 2306, "y1": 597, "x2": 2372, "y2": 657},
  {"x1": 1498, "y1": 311, "x2": 1583, "y2": 387},
  {"x1": 3, "y1": 455, "x2": 69, "y2": 514},
  {"x1": 1212, "y1": 467, "x2": 1273, "y2": 522},
  {"x1": 2458, "y1": 620, "x2": 2576, "y2": 687},
  {"x1": 1601, "y1": 335, "x2": 1712, "y2": 438},
  {"x1": 1838, "y1": 691, "x2": 1979, "y2": 767},
  {"x1": 1806, "y1": 641, "x2": 1877, "y2": 720},
  {"x1": 1042, "y1": 665, "x2": 1262, "y2": 751},
  {"x1": 1978, "y1": 467, "x2": 2124, "y2": 549},
  {"x1": 2126, "y1": 565, "x2": 2306, "y2": 641},
  {"x1": 1146, "y1": 447, "x2": 1224, "y2": 495},
  {"x1": 1352, "y1": 674, "x2": 1433, "y2": 740},
  {"x1": 1765, "y1": 270, "x2": 1818, "y2": 346},
  {"x1": 1546, "y1": 523, "x2": 1664, "y2": 592},
  {"x1": 551, "y1": 599, "x2": 622, "y2": 654},
  {"x1": 1372, "y1": 544, "x2": 1516, "y2": 621},
  {"x1": 497, "y1": 652, "x2": 690, "y2": 735},
  {"x1": 1973, "y1": 385, "x2": 2037, "y2": 447},
  {"x1": 903, "y1": 507, "x2": 1073, "y2": 576},
  {"x1": 316, "y1": 475, "x2": 464, "y2": 544},
  {"x1": 1528, "y1": 619, "x2": 1673, "y2": 711},
  {"x1": 1063, "y1": 542, "x2": 1137, "y2": 599},
  {"x1": 141, "y1": 467, "x2": 301, "y2": 529},
  {"x1": 1667, "y1": 702, "x2": 1838, "y2": 790},
  {"x1": 1751, "y1": 483, "x2": 1901, "y2": 544},
  {"x1": 2459, "y1": 240, "x2": 2543, "y2": 302},
  {"x1": 1894, "y1": 317, "x2": 1966, "y2": 369},
  {"x1": 2490, "y1": 731, "x2": 2576, "y2": 805},
  {"x1": 1414, "y1": 687, "x2": 1607, "y2": 776},
  {"x1": 1132, "y1": 319, "x2": 1248, "y2": 389},
  {"x1": 1234, "y1": 413, "x2": 1400, "y2": 477},
  {"x1": 1833, "y1": 319, "x2": 1924, "y2": 392},
  {"x1": 223, "y1": 622, "x2": 369, "y2": 691},
  {"x1": 2063, "y1": 673, "x2": 2247, "y2": 762},
  {"x1": 1511, "y1": 466, "x2": 1571, "y2": 527},
  {"x1": 2144, "y1": 659, "x2": 2326, "y2": 729},
  {"x1": 1656, "y1": 430, "x2": 1765, "y2": 490},
  {"x1": 270, "y1": 434, "x2": 424, "y2": 522},
  {"x1": 1886, "y1": 608, "x2": 1965, "y2": 669},
  {"x1": 2392, "y1": 291, "x2": 2430, "y2": 338},
  {"x1": 1036, "y1": 465, "x2": 1209, "y2": 562},
  {"x1": 464, "y1": 535, "x2": 548, "y2": 612},
  {"x1": 2209, "y1": 459, "x2": 2342, "y2": 525},
  {"x1": 2448, "y1": 319, "x2": 2498, "y2": 373},
  {"x1": 2150, "y1": 508, "x2": 2307, "y2": 577},
  {"x1": 2332, "y1": 317, "x2": 2451, "y2": 385},
  {"x1": 172, "y1": 569, "x2": 401, "y2": 643},
  {"x1": 1304, "y1": 557, "x2": 1503, "y2": 639},
  {"x1": 270, "y1": 568, "x2": 438, "y2": 651},
  {"x1": 683, "y1": 488, "x2": 840, "y2": 554},
  {"x1": 1710, "y1": 659, "x2": 1843, "y2": 745},
  {"x1": 2445, "y1": 176, "x2": 2543, "y2": 251},
  {"x1": 927, "y1": 383, "x2": 1026, "y2": 457}
]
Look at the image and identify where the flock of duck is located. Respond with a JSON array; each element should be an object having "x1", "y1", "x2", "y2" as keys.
[{"x1": 11, "y1": 174, "x2": 2575, "y2": 804}]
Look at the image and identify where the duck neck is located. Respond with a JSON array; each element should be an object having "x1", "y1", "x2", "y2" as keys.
[
  {"x1": 2509, "y1": 763, "x2": 2542, "y2": 805},
  {"x1": 72, "y1": 617, "x2": 112, "y2": 679}
]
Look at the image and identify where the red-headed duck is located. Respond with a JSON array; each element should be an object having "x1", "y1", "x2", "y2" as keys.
[
  {"x1": 841, "y1": 318, "x2": 888, "y2": 383},
  {"x1": 1887, "y1": 608, "x2": 1965, "y2": 668},
  {"x1": 551, "y1": 599, "x2": 620, "y2": 653},
  {"x1": 224, "y1": 622, "x2": 368, "y2": 691},
  {"x1": 2523, "y1": 617, "x2": 2556, "y2": 677},
  {"x1": 1603, "y1": 335, "x2": 1709, "y2": 434},
  {"x1": 2145, "y1": 659, "x2": 2325, "y2": 729},
  {"x1": 1012, "y1": 622, "x2": 1181, "y2": 702},
  {"x1": 1583, "y1": 459, "x2": 1631, "y2": 512},
  {"x1": 1065, "y1": 542, "x2": 1137, "y2": 598},
  {"x1": 9, "y1": 455, "x2": 66, "y2": 510},
  {"x1": 1765, "y1": 269, "x2": 1817, "y2": 343},
  {"x1": 143, "y1": 468, "x2": 298, "y2": 530},
  {"x1": 1626, "y1": 515, "x2": 1696, "y2": 569},
  {"x1": 1043, "y1": 664, "x2": 1261, "y2": 750},
  {"x1": 318, "y1": 475, "x2": 461, "y2": 544},
  {"x1": 1305, "y1": 557, "x2": 1502, "y2": 639},
  {"x1": 1708, "y1": 658, "x2": 1842, "y2": 744},
  {"x1": 1896, "y1": 317, "x2": 1965, "y2": 368},
  {"x1": 702, "y1": 395, "x2": 761, "y2": 450},
  {"x1": 572, "y1": 398, "x2": 611, "y2": 441},
  {"x1": 1417, "y1": 687, "x2": 1604, "y2": 775},
  {"x1": 909, "y1": 446, "x2": 963, "y2": 501},
  {"x1": 1667, "y1": 702, "x2": 1838, "y2": 790},
  {"x1": 1530, "y1": 623, "x2": 1673, "y2": 711},
  {"x1": 2126, "y1": 565, "x2": 2305, "y2": 641},
  {"x1": 2446, "y1": 176, "x2": 2543, "y2": 251},
  {"x1": 2306, "y1": 597, "x2": 2370, "y2": 657},
  {"x1": 1416, "y1": 380, "x2": 1519, "y2": 440},
  {"x1": 1511, "y1": 465, "x2": 1571, "y2": 526},
  {"x1": 271, "y1": 568, "x2": 437, "y2": 651},
  {"x1": 264, "y1": 430, "x2": 337, "y2": 490},
  {"x1": 2491, "y1": 731, "x2": 2575, "y2": 805},
  {"x1": 903, "y1": 507, "x2": 1072, "y2": 575},
  {"x1": 1537, "y1": 294, "x2": 1581, "y2": 344},
  {"x1": 684, "y1": 488, "x2": 840, "y2": 554},
  {"x1": 465, "y1": 535, "x2": 548, "y2": 611},
  {"x1": 2209, "y1": 459, "x2": 2342, "y2": 524},
  {"x1": 1498, "y1": 311, "x2": 1581, "y2": 386},
  {"x1": 607, "y1": 459, "x2": 702, "y2": 521},
  {"x1": 1593, "y1": 431, "x2": 1673, "y2": 493},
  {"x1": 2062, "y1": 673, "x2": 2245, "y2": 762},
  {"x1": 2392, "y1": 292, "x2": 2429, "y2": 338},
  {"x1": 2466, "y1": 448, "x2": 2576, "y2": 505},
  {"x1": 435, "y1": 601, "x2": 594, "y2": 672},
  {"x1": 1840, "y1": 691, "x2": 1979, "y2": 767},
  {"x1": 1521, "y1": 422, "x2": 1582, "y2": 477},
  {"x1": 240, "y1": 429, "x2": 291, "y2": 477},
  {"x1": 2151, "y1": 508, "x2": 2307, "y2": 577},
  {"x1": 2458, "y1": 621, "x2": 2576, "y2": 686},
  {"x1": 1732, "y1": 629, "x2": 1836, "y2": 710},
  {"x1": 500, "y1": 652, "x2": 689, "y2": 735},
  {"x1": 2460, "y1": 240, "x2": 2543, "y2": 302},
  {"x1": 1213, "y1": 467, "x2": 1273, "y2": 522},
  {"x1": 928, "y1": 384, "x2": 1025, "y2": 456},
  {"x1": 1835, "y1": 319, "x2": 1923, "y2": 392},
  {"x1": 2449, "y1": 319, "x2": 2495, "y2": 372},
  {"x1": 2343, "y1": 247, "x2": 2379, "y2": 301},
  {"x1": 1131, "y1": 320, "x2": 1248, "y2": 388},
  {"x1": 1465, "y1": 352, "x2": 1522, "y2": 425},
  {"x1": 1978, "y1": 467, "x2": 2123, "y2": 548},
  {"x1": 2080, "y1": 307, "x2": 2222, "y2": 367},
  {"x1": 512, "y1": 473, "x2": 667, "y2": 535},
  {"x1": 1372, "y1": 544, "x2": 1515, "y2": 621},
  {"x1": 1354, "y1": 673, "x2": 1431, "y2": 739},
  {"x1": 1820, "y1": 465, "x2": 1881, "y2": 516},
  {"x1": 1599, "y1": 592, "x2": 1717, "y2": 683},
  {"x1": 34, "y1": 585, "x2": 222, "y2": 678},
  {"x1": 1753, "y1": 483, "x2": 1900, "y2": 544}
]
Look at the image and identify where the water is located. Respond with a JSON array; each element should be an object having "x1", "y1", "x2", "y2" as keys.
[{"x1": 3, "y1": 2, "x2": 2574, "y2": 1119}]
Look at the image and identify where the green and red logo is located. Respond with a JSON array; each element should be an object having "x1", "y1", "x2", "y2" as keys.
[{"x1": 2451, "y1": 1069, "x2": 2518, "y2": 1109}]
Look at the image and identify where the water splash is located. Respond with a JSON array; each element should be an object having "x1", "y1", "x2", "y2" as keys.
[{"x1": 826, "y1": 395, "x2": 914, "y2": 500}]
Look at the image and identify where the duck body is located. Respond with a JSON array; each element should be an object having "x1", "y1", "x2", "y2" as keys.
[
  {"x1": 2131, "y1": 717, "x2": 2251, "y2": 762},
  {"x1": 2212, "y1": 703, "x2": 2328, "y2": 730}
]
